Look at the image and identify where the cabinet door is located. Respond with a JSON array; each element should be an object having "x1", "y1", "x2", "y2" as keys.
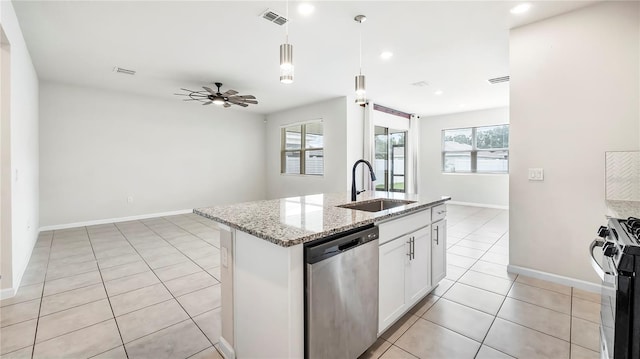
[
  {"x1": 431, "y1": 219, "x2": 447, "y2": 284},
  {"x1": 378, "y1": 236, "x2": 408, "y2": 333},
  {"x1": 405, "y1": 226, "x2": 431, "y2": 307}
]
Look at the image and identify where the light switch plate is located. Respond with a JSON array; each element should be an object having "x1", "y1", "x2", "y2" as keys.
[{"x1": 528, "y1": 168, "x2": 544, "y2": 181}]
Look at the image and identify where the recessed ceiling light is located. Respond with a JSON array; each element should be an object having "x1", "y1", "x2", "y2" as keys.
[
  {"x1": 434, "y1": 90, "x2": 443, "y2": 95},
  {"x1": 298, "y1": 3, "x2": 315, "y2": 16},
  {"x1": 510, "y1": 3, "x2": 531, "y2": 14},
  {"x1": 380, "y1": 51, "x2": 393, "y2": 60}
]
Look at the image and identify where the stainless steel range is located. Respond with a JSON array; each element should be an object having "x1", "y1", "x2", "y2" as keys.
[{"x1": 591, "y1": 217, "x2": 640, "y2": 359}]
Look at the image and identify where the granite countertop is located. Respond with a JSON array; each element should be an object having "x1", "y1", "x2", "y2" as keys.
[
  {"x1": 606, "y1": 200, "x2": 640, "y2": 219},
  {"x1": 194, "y1": 192, "x2": 451, "y2": 247}
]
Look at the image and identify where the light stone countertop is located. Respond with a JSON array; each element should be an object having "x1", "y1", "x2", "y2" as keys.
[
  {"x1": 194, "y1": 192, "x2": 451, "y2": 247},
  {"x1": 606, "y1": 200, "x2": 640, "y2": 219}
]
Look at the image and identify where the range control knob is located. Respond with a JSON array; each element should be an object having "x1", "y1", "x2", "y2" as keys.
[
  {"x1": 597, "y1": 226, "x2": 609, "y2": 238},
  {"x1": 603, "y1": 243, "x2": 618, "y2": 257}
]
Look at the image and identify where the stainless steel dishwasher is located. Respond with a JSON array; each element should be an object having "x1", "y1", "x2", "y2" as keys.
[{"x1": 305, "y1": 225, "x2": 379, "y2": 359}]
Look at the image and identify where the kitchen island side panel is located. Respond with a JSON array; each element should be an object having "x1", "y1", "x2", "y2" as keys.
[{"x1": 234, "y1": 230, "x2": 304, "y2": 359}]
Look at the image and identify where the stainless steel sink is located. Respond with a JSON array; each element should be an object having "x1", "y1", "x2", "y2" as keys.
[{"x1": 337, "y1": 199, "x2": 416, "y2": 213}]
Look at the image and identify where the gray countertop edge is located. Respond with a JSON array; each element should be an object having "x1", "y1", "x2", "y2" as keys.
[{"x1": 194, "y1": 197, "x2": 450, "y2": 248}]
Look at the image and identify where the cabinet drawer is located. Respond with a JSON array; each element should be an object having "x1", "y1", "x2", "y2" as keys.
[
  {"x1": 432, "y1": 204, "x2": 447, "y2": 222},
  {"x1": 378, "y1": 210, "x2": 430, "y2": 245}
]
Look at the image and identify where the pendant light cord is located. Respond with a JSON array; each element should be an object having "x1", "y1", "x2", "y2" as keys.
[
  {"x1": 285, "y1": 0, "x2": 289, "y2": 43},
  {"x1": 359, "y1": 22, "x2": 362, "y2": 75}
]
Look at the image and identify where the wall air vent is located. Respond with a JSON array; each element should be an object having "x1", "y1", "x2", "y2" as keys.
[
  {"x1": 411, "y1": 81, "x2": 429, "y2": 87},
  {"x1": 488, "y1": 76, "x2": 509, "y2": 84},
  {"x1": 260, "y1": 9, "x2": 288, "y2": 26},
  {"x1": 113, "y1": 67, "x2": 136, "y2": 75}
]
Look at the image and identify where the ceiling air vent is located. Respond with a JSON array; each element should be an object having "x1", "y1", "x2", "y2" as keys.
[
  {"x1": 260, "y1": 9, "x2": 288, "y2": 26},
  {"x1": 411, "y1": 81, "x2": 429, "y2": 87},
  {"x1": 113, "y1": 67, "x2": 136, "y2": 75},
  {"x1": 488, "y1": 76, "x2": 509, "y2": 84}
]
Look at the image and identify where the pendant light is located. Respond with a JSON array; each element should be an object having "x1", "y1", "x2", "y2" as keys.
[
  {"x1": 354, "y1": 15, "x2": 367, "y2": 104},
  {"x1": 280, "y1": 0, "x2": 294, "y2": 84}
]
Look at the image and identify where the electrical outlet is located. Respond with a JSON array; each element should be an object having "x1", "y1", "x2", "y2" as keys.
[
  {"x1": 528, "y1": 168, "x2": 544, "y2": 181},
  {"x1": 127, "y1": 196, "x2": 134, "y2": 204}
]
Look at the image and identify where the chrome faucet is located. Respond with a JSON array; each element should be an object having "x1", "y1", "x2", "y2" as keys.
[{"x1": 352, "y1": 159, "x2": 377, "y2": 201}]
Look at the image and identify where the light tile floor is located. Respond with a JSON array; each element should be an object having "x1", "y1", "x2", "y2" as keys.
[
  {"x1": 1, "y1": 214, "x2": 224, "y2": 359},
  {"x1": 360, "y1": 205, "x2": 601, "y2": 359},
  {"x1": 0, "y1": 205, "x2": 602, "y2": 359}
]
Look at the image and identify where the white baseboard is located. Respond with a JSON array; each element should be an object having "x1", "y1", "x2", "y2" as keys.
[
  {"x1": 447, "y1": 201, "x2": 509, "y2": 210},
  {"x1": 39, "y1": 209, "x2": 194, "y2": 231},
  {"x1": 0, "y1": 286, "x2": 17, "y2": 300},
  {"x1": 219, "y1": 336, "x2": 236, "y2": 359},
  {"x1": 507, "y1": 264, "x2": 602, "y2": 293}
]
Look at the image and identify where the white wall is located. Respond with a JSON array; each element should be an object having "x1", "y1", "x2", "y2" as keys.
[
  {"x1": 510, "y1": 1, "x2": 640, "y2": 283},
  {"x1": 0, "y1": 0, "x2": 39, "y2": 294},
  {"x1": 419, "y1": 107, "x2": 509, "y2": 207},
  {"x1": 39, "y1": 82, "x2": 266, "y2": 227},
  {"x1": 266, "y1": 97, "x2": 363, "y2": 199}
]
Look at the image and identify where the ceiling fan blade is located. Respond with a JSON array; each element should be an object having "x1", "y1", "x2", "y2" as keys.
[
  {"x1": 223, "y1": 103, "x2": 231, "y2": 108},
  {"x1": 222, "y1": 89, "x2": 238, "y2": 96},
  {"x1": 203, "y1": 86, "x2": 216, "y2": 95},
  {"x1": 202, "y1": 101, "x2": 213, "y2": 105},
  {"x1": 238, "y1": 95, "x2": 256, "y2": 100},
  {"x1": 180, "y1": 88, "x2": 195, "y2": 92},
  {"x1": 233, "y1": 102, "x2": 249, "y2": 107}
]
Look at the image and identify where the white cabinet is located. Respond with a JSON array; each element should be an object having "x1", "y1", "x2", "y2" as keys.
[
  {"x1": 431, "y1": 219, "x2": 447, "y2": 284},
  {"x1": 378, "y1": 225, "x2": 431, "y2": 333},
  {"x1": 405, "y1": 226, "x2": 432, "y2": 306},
  {"x1": 379, "y1": 236, "x2": 409, "y2": 331},
  {"x1": 377, "y1": 205, "x2": 448, "y2": 335}
]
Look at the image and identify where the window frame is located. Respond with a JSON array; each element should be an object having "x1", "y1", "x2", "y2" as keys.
[
  {"x1": 281, "y1": 121, "x2": 324, "y2": 176},
  {"x1": 441, "y1": 124, "x2": 509, "y2": 174}
]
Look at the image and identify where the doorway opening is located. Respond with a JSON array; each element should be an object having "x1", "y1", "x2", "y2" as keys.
[{"x1": 374, "y1": 126, "x2": 407, "y2": 192}]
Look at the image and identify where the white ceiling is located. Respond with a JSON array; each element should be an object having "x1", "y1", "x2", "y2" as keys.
[{"x1": 13, "y1": 0, "x2": 596, "y2": 116}]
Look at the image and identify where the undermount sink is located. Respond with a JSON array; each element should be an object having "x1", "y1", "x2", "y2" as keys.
[{"x1": 337, "y1": 198, "x2": 417, "y2": 213}]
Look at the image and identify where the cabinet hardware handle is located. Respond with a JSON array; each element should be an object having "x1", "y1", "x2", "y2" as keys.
[
  {"x1": 411, "y1": 237, "x2": 415, "y2": 260},
  {"x1": 435, "y1": 227, "x2": 439, "y2": 245},
  {"x1": 407, "y1": 238, "x2": 412, "y2": 260}
]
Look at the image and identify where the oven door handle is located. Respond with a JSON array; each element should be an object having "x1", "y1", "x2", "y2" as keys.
[{"x1": 590, "y1": 239, "x2": 609, "y2": 281}]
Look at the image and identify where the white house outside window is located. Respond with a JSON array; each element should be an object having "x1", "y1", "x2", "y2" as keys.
[
  {"x1": 442, "y1": 124, "x2": 509, "y2": 173},
  {"x1": 281, "y1": 122, "x2": 324, "y2": 175}
]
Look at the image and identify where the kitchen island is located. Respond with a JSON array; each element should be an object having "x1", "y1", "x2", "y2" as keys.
[{"x1": 195, "y1": 192, "x2": 450, "y2": 359}]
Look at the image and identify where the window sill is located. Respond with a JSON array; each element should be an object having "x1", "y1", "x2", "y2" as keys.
[{"x1": 280, "y1": 173, "x2": 325, "y2": 178}]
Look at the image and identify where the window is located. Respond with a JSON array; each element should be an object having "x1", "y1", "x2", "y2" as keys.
[
  {"x1": 281, "y1": 122, "x2": 324, "y2": 175},
  {"x1": 442, "y1": 124, "x2": 509, "y2": 173},
  {"x1": 374, "y1": 126, "x2": 407, "y2": 192}
]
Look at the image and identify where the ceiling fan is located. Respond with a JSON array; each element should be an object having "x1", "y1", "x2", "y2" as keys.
[{"x1": 175, "y1": 82, "x2": 258, "y2": 108}]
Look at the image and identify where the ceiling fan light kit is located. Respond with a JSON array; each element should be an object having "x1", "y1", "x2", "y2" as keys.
[{"x1": 174, "y1": 82, "x2": 258, "y2": 109}]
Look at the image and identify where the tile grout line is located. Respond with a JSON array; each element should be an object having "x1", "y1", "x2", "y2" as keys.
[
  {"x1": 84, "y1": 226, "x2": 130, "y2": 359},
  {"x1": 30, "y1": 231, "x2": 55, "y2": 359},
  {"x1": 138, "y1": 218, "x2": 220, "y2": 281},
  {"x1": 112, "y1": 221, "x2": 219, "y2": 349}
]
